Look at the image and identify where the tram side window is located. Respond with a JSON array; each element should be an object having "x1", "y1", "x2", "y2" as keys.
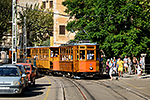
[
  {"x1": 96, "y1": 50, "x2": 100, "y2": 60},
  {"x1": 87, "y1": 50, "x2": 94, "y2": 60},
  {"x1": 71, "y1": 55, "x2": 73, "y2": 60},
  {"x1": 62, "y1": 55, "x2": 67, "y2": 61},
  {"x1": 80, "y1": 50, "x2": 85, "y2": 60},
  {"x1": 51, "y1": 51, "x2": 53, "y2": 57},
  {"x1": 51, "y1": 50, "x2": 59, "y2": 57},
  {"x1": 77, "y1": 50, "x2": 79, "y2": 60}
]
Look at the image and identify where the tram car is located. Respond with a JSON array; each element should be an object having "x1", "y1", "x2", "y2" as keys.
[
  {"x1": 54, "y1": 42, "x2": 101, "y2": 77},
  {"x1": 28, "y1": 41, "x2": 101, "y2": 77},
  {"x1": 27, "y1": 46, "x2": 59, "y2": 75},
  {"x1": 9, "y1": 41, "x2": 102, "y2": 77}
]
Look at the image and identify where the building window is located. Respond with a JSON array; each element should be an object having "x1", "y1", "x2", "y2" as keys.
[
  {"x1": 50, "y1": 1, "x2": 53, "y2": 8},
  {"x1": 42, "y1": 1, "x2": 46, "y2": 9},
  {"x1": 59, "y1": 25, "x2": 65, "y2": 35}
]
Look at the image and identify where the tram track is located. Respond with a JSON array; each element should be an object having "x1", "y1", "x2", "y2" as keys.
[
  {"x1": 94, "y1": 80, "x2": 128, "y2": 100},
  {"x1": 63, "y1": 77, "x2": 96, "y2": 100},
  {"x1": 119, "y1": 80, "x2": 150, "y2": 100},
  {"x1": 93, "y1": 80, "x2": 149, "y2": 100},
  {"x1": 57, "y1": 79, "x2": 66, "y2": 100},
  {"x1": 52, "y1": 77, "x2": 66, "y2": 100}
]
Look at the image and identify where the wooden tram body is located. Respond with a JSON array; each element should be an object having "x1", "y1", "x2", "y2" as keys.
[
  {"x1": 9, "y1": 42, "x2": 102, "y2": 77},
  {"x1": 27, "y1": 46, "x2": 59, "y2": 74},
  {"x1": 54, "y1": 42, "x2": 101, "y2": 77}
]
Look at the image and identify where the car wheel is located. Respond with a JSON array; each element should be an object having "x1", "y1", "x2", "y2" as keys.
[
  {"x1": 28, "y1": 83, "x2": 31, "y2": 86},
  {"x1": 19, "y1": 90, "x2": 24, "y2": 96},
  {"x1": 33, "y1": 81, "x2": 35, "y2": 85}
]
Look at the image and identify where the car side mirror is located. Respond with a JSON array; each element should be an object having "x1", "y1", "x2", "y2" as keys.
[{"x1": 22, "y1": 74, "x2": 26, "y2": 77}]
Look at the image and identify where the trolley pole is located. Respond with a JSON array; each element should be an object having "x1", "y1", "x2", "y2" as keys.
[
  {"x1": 23, "y1": 17, "x2": 27, "y2": 62},
  {"x1": 12, "y1": 0, "x2": 17, "y2": 64}
]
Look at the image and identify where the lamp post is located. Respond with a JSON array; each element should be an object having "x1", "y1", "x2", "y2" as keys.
[{"x1": 12, "y1": 0, "x2": 17, "y2": 64}]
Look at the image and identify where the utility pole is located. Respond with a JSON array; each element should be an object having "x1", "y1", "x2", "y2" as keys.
[
  {"x1": 12, "y1": 0, "x2": 17, "y2": 64},
  {"x1": 23, "y1": 17, "x2": 27, "y2": 62}
]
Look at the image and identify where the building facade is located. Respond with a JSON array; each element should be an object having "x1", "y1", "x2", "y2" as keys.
[{"x1": 39, "y1": 0, "x2": 75, "y2": 46}]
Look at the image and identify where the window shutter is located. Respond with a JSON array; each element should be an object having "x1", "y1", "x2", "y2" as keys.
[{"x1": 59, "y1": 25, "x2": 65, "y2": 35}]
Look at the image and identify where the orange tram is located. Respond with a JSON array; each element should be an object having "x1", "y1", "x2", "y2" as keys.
[{"x1": 26, "y1": 42, "x2": 102, "y2": 78}]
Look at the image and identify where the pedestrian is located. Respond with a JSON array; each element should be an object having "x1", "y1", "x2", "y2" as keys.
[
  {"x1": 140, "y1": 57, "x2": 144, "y2": 75},
  {"x1": 128, "y1": 57, "x2": 133, "y2": 75},
  {"x1": 132, "y1": 57, "x2": 137, "y2": 74},
  {"x1": 106, "y1": 59, "x2": 110, "y2": 75},
  {"x1": 123, "y1": 55, "x2": 128, "y2": 73},
  {"x1": 113, "y1": 57, "x2": 117, "y2": 75},
  {"x1": 117, "y1": 58, "x2": 124, "y2": 77},
  {"x1": 99, "y1": 55, "x2": 104, "y2": 77},
  {"x1": 109, "y1": 59, "x2": 114, "y2": 81},
  {"x1": 99, "y1": 55, "x2": 104, "y2": 70},
  {"x1": 136, "y1": 60, "x2": 142, "y2": 78}
]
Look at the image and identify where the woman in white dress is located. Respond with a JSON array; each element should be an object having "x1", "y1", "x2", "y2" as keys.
[{"x1": 128, "y1": 57, "x2": 133, "y2": 75}]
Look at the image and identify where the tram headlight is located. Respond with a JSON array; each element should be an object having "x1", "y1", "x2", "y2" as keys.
[{"x1": 89, "y1": 67, "x2": 93, "y2": 70}]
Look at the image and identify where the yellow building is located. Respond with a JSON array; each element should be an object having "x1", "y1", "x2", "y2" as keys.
[{"x1": 39, "y1": 0, "x2": 75, "y2": 46}]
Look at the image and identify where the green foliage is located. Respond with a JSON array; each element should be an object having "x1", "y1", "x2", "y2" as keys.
[
  {"x1": 63, "y1": 0, "x2": 150, "y2": 58},
  {"x1": 0, "y1": 0, "x2": 12, "y2": 41},
  {"x1": 19, "y1": 4, "x2": 53, "y2": 46}
]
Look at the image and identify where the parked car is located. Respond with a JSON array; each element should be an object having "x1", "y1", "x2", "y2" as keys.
[
  {"x1": 17, "y1": 63, "x2": 36, "y2": 86},
  {"x1": 0, "y1": 65, "x2": 25, "y2": 94},
  {"x1": 16, "y1": 64, "x2": 29, "y2": 89}
]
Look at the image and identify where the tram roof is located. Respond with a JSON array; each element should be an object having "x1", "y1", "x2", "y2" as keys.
[
  {"x1": 26, "y1": 46, "x2": 59, "y2": 49},
  {"x1": 60, "y1": 42, "x2": 99, "y2": 47}
]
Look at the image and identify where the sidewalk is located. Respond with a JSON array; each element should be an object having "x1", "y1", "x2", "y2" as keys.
[{"x1": 113, "y1": 73, "x2": 150, "y2": 79}]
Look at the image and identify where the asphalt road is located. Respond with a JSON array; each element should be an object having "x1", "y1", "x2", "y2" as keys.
[{"x1": 0, "y1": 74, "x2": 150, "y2": 100}]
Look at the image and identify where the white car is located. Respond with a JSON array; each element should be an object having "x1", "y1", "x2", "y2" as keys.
[{"x1": 0, "y1": 65, "x2": 25, "y2": 94}]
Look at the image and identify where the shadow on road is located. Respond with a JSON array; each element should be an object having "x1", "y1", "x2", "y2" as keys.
[{"x1": 0, "y1": 83, "x2": 51, "y2": 98}]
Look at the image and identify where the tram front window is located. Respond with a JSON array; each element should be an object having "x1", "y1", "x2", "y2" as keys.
[{"x1": 87, "y1": 50, "x2": 94, "y2": 60}]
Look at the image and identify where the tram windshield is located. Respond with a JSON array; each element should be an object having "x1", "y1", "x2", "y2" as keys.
[{"x1": 87, "y1": 50, "x2": 94, "y2": 60}]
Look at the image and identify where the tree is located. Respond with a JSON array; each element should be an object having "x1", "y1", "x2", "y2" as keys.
[
  {"x1": 0, "y1": 0, "x2": 12, "y2": 42},
  {"x1": 19, "y1": 4, "x2": 53, "y2": 46},
  {"x1": 62, "y1": 0, "x2": 150, "y2": 58}
]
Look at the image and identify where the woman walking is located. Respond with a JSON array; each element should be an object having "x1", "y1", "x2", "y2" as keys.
[
  {"x1": 133, "y1": 57, "x2": 137, "y2": 74},
  {"x1": 117, "y1": 58, "x2": 124, "y2": 77},
  {"x1": 109, "y1": 59, "x2": 114, "y2": 81},
  {"x1": 136, "y1": 60, "x2": 142, "y2": 78},
  {"x1": 128, "y1": 57, "x2": 133, "y2": 75},
  {"x1": 106, "y1": 59, "x2": 110, "y2": 75}
]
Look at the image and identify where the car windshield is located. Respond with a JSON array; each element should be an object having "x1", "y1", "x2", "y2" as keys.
[
  {"x1": 0, "y1": 68, "x2": 20, "y2": 76},
  {"x1": 24, "y1": 65, "x2": 30, "y2": 70},
  {"x1": 16, "y1": 65, "x2": 25, "y2": 74}
]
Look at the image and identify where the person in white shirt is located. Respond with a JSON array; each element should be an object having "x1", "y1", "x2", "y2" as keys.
[
  {"x1": 136, "y1": 60, "x2": 142, "y2": 78},
  {"x1": 123, "y1": 55, "x2": 128, "y2": 73},
  {"x1": 140, "y1": 57, "x2": 144, "y2": 75},
  {"x1": 128, "y1": 57, "x2": 133, "y2": 75}
]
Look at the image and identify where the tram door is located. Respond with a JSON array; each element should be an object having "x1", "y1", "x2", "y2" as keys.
[
  {"x1": 51, "y1": 48, "x2": 59, "y2": 71},
  {"x1": 73, "y1": 46, "x2": 79, "y2": 72}
]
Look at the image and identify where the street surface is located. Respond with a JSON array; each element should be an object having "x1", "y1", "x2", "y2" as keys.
[{"x1": 0, "y1": 74, "x2": 150, "y2": 100}]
